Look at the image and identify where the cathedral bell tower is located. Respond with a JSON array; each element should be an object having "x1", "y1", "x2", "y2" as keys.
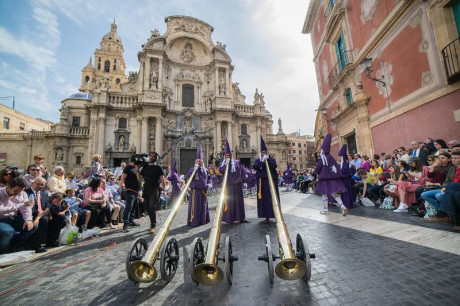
[{"x1": 79, "y1": 21, "x2": 127, "y2": 93}]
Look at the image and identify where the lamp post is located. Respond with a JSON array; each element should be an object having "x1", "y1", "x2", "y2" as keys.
[
  {"x1": 360, "y1": 58, "x2": 391, "y2": 113},
  {"x1": 0, "y1": 96, "x2": 15, "y2": 109}
]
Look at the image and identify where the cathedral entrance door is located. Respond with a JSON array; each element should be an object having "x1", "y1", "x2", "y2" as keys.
[
  {"x1": 239, "y1": 158, "x2": 251, "y2": 168},
  {"x1": 180, "y1": 149, "x2": 196, "y2": 174}
]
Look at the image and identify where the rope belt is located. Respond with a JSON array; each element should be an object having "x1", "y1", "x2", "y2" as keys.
[{"x1": 258, "y1": 178, "x2": 262, "y2": 199}]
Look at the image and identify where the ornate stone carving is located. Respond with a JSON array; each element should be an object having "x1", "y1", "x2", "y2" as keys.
[
  {"x1": 164, "y1": 62, "x2": 171, "y2": 79},
  {"x1": 202, "y1": 118, "x2": 213, "y2": 131},
  {"x1": 162, "y1": 117, "x2": 176, "y2": 130},
  {"x1": 150, "y1": 68, "x2": 159, "y2": 90},
  {"x1": 144, "y1": 92, "x2": 161, "y2": 102},
  {"x1": 202, "y1": 90, "x2": 214, "y2": 111},
  {"x1": 162, "y1": 86, "x2": 173, "y2": 107},
  {"x1": 410, "y1": 9, "x2": 423, "y2": 28},
  {"x1": 232, "y1": 82, "x2": 241, "y2": 95},
  {"x1": 218, "y1": 72, "x2": 226, "y2": 95},
  {"x1": 149, "y1": 29, "x2": 160, "y2": 40},
  {"x1": 419, "y1": 40, "x2": 429, "y2": 52},
  {"x1": 205, "y1": 67, "x2": 213, "y2": 83},
  {"x1": 55, "y1": 148, "x2": 64, "y2": 161},
  {"x1": 215, "y1": 41, "x2": 226, "y2": 51},
  {"x1": 375, "y1": 62, "x2": 393, "y2": 98},
  {"x1": 172, "y1": 19, "x2": 208, "y2": 37},
  {"x1": 184, "y1": 117, "x2": 193, "y2": 132},
  {"x1": 176, "y1": 68, "x2": 201, "y2": 82},
  {"x1": 180, "y1": 42, "x2": 195, "y2": 63},
  {"x1": 118, "y1": 135, "x2": 125, "y2": 151},
  {"x1": 422, "y1": 71, "x2": 434, "y2": 86}
]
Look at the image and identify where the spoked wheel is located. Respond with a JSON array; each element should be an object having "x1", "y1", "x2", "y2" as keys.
[
  {"x1": 296, "y1": 233, "x2": 311, "y2": 282},
  {"x1": 160, "y1": 237, "x2": 180, "y2": 282},
  {"x1": 265, "y1": 235, "x2": 274, "y2": 284},
  {"x1": 224, "y1": 236, "x2": 235, "y2": 285},
  {"x1": 190, "y1": 237, "x2": 205, "y2": 284},
  {"x1": 126, "y1": 238, "x2": 148, "y2": 281}
]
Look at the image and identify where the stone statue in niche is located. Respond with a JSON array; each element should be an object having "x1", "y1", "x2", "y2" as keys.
[
  {"x1": 221, "y1": 122, "x2": 227, "y2": 140},
  {"x1": 254, "y1": 88, "x2": 260, "y2": 102},
  {"x1": 184, "y1": 117, "x2": 193, "y2": 132},
  {"x1": 128, "y1": 71, "x2": 138, "y2": 83},
  {"x1": 102, "y1": 75, "x2": 111, "y2": 90},
  {"x1": 180, "y1": 43, "x2": 195, "y2": 63},
  {"x1": 202, "y1": 90, "x2": 214, "y2": 111},
  {"x1": 149, "y1": 29, "x2": 160, "y2": 39},
  {"x1": 162, "y1": 87, "x2": 173, "y2": 107},
  {"x1": 55, "y1": 148, "x2": 64, "y2": 161},
  {"x1": 150, "y1": 69, "x2": 159, "y2": 90},
  {"x1": 278, "y1": 118, "x2": 282, "y2": 131},
  {"x1": 149, "y1": 122, "x2": 155, "y2": 141},
  {"x1": 218, "y1": 72, "x2": 226, "y2": 95},
  {"x1": 242, "y1": 139, "x2": 247, "y2": 150},
  {"x1": 118, "y1": 135, "x2": 125, "y2": 152},
  {"x1": 260, "y1": 92, "x2": 265, "y2": 105},
  {"x1": 149, "y1": 141, "x2": 155, "y2": 152}
]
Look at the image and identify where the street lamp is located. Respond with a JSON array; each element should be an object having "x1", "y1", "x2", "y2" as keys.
[{"x1": 360, "y1": 58, "x2": 386, "y2": 87}]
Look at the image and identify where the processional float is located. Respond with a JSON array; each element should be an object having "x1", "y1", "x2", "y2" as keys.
[
  {"x1": 190, "y1": 158, "x2": 238, "y2": 285},
  {"x1": 257, "y1": 159, "x2": 315, "y2": 283},
  {"x1": 125, "y1": 166, "x2": 199, "y2": 283}
]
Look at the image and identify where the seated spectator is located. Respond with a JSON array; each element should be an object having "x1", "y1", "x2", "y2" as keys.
[
  {"x1": 0, "y1": 167, "x2": 20, "y2": 188},
  {"x1": 419, "y1": 143, "x2": 432, "y2": 166},
  {"x1": 82, "y1": 178, "x2": 105, "y2": 229},
  {"x1": 369, "y1": 160, "x2": 383, "y2": 177},
  {"x1": 423, "y1": 151, "x2": 460, "y2": 225},
  {"x1": 350, "y1": 154, "x2": 362, "y2": 170},
  {"x1": 368, "y1": 160, "x2": 395, "y2": 204},
  {"x1": 159, "y1": 190, "x2": 170, "y2": 209},
  {"x1": 447, "y1": 140, "x2": 458, "y2": 151},
  {"x1": 64, "y1": 188, "x2": 91, "y2": 229},
  {"x1": 100, "y1": 179, "x2": 117, "y2": 229},
  {"x1": 359, "y1": 155, "x2": 371, "y2": 172},
  {"x1": 0, "y1": 177, "x2": 37, "y2": 254},
  {"x1": 47, "y1": 193, "x2": 69, "y2": 247},
  {"x1": 354, "y1": 169, "x2": 378, "y2": 201},
  {"x1": 25, "y1": 177, "x2": 50, "y2": 253},
  {"x1": 65, "y1": 171, "x2": 79, "y2": 190},
  {"x1": 393, "y1": 157, "x2": 424, "y2": 212},
  {"x1": 106, "y1": 175, "x2": 125, "y2": 222},
  {"x1": 433, "y1": 139, "x2": 448, "y2": 156},
  {"x1": 47, "y1": 166, "x2": 67, "y2": 194},
  {"x1": 23, "y1": 165, "x2": 43, "y2": 188},
  {"x1": 397, "y1": 147, "x2": 409, "y2": 163}
]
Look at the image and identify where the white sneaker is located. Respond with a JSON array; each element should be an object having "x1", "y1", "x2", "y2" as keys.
[
  {"x1": 320, "y1": 210, "x2": 329, "y2": 215},
  {"x1": 393, "y1": 203, "x2": 408, "y2": 212}
]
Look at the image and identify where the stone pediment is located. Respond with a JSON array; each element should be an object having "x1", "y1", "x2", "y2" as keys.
[
  {"x1": 213, "y1": 48, "x2": 231, "y2": 62},
  {"x1": 164, "y1": 16, "x2": 214, "y2": 50},
  {"x1": 175, "y1": 68, "x2": 201, "y2": 83},
  {"x1": 144, "y1": 38, "x2": 166, "y2": 50}
]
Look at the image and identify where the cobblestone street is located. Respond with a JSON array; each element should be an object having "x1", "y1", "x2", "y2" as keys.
[{"x1": 0, "y1": 191, "x2": 459, "y2": 305}]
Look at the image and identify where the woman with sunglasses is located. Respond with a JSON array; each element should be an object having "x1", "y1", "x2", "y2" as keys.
[
  {"x1": 33, "y1": 154, "x2": 49, "y2": 180},
  {"x1": 0, "y1": 168, "x2": 19, "y2": 187}
]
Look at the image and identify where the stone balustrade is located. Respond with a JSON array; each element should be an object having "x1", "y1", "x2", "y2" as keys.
[
  {"x1": 234, "y1": 104, "x2": 254, "y2": 115},
  {"x1": 70, "y1": 126, "x2": 90, "y2": 136},
  {"x1": 108, "y1": 95, "x2": 138, "y2": 108}
]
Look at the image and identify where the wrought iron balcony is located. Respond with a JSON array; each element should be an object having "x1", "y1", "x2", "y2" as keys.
[
  {"x1": 442, "y1": 37, "x2": 460, "y2": 84},
  {"x1": 328, "y1": 50, "x2": 354, "y2": 87}
]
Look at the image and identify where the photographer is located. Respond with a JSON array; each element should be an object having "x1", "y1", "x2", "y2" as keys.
[
  {"x1": 137, "y1": 151, "x2": 166, "y2": 234},
  {"x1": 119, "y1": 155, "x2": 141, "y2": 233}
]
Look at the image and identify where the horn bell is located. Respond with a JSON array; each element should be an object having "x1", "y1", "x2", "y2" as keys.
[
  {"x1": 193, "y1": 263, "x2": 224, "y2": 285},
  {"x1": 275, "y1": 258, "x2": 307, "y2": 280},
  {"x1": 130, "y1": 261, "x2": 158, "y2": 283}
]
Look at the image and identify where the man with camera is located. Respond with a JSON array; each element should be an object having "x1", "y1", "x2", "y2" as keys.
[
  {"x1": 119, "y1": 155, "x2": 141, "y2": 232},
  {"x1": 137, "y1": 151, "x2": 166, "y2": 234}
]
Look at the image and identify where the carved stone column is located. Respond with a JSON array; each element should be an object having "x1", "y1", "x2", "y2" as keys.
[
  {"x1": 216, "y1": 121, "x2": 222, "y2": 152},
  {"x1": 141, "y1": 116, "x2": 149, "y2": 153},
  {"x1": 228, "y1": 123, "x2": 233, "y2": 148},
  {"x1": 205, "y1": 138, "x2": 210, "y2": 166},
  {"x1": 158, "y1": 58, "x2": 163, "y2": 91},
  {"x1": 135, "y1": 118, "x2": 142, "y2": 153},
  {"x1": 138, "y1": 62, "x2": 144, "y2": 92},
  {"x1": 155, "y1": 117, "x2": 162, "y2": 153},
  {"x1": 144, "y1": 59, "x2": 151, "y2": 91},
  {"x1": 97, "y1": 109, "x2": 106, "y2": 154}
]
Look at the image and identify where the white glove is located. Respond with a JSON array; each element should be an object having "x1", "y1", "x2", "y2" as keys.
[
  {"x1": 226, "y1": 158, "x2": 230, "y2": 163},
  {"x1": 194, "y1": 163, "x2": 199, "y2": 169},
  {"x1": 262, "y1": 155, "x2": 268, "y2": 162}
]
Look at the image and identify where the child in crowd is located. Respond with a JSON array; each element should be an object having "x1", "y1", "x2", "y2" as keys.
[
  {"x1": 47, "y1": 193, "x2": 69, "y2": 247},
  {"x1": 64, "y1": 188, "x2": 91, "y2": 230}
]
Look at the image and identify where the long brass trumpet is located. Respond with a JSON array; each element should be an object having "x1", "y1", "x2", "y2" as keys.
[
  {"x1": 125, "y1": 166, "x2": 199, "y2": 283},
  {"x1": 190, "y1": 158, "x2": 238, "y2": 285},
  {"x1": 257, "y1": 159, "x2": 315, "y2": 283}
]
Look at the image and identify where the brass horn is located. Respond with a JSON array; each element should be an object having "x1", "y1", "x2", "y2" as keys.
[
  {"x1": 257, "y1": 159, "x2": 313, "y2": 282},
  {"x1": 126, "y1": 166, "x2": 199, "y2": 283},
  {"x1": 191, "y1": 158, "x2": 237, "y2": 285}
]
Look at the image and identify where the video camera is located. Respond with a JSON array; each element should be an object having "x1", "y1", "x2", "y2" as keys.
[{"x1": 132, "y1": 153, "x2": 149, "y2": 167}]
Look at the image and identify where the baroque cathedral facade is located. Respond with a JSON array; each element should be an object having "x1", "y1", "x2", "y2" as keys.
[{"x1": 0, "y1": 16, "x2": 288, "y2": 174}]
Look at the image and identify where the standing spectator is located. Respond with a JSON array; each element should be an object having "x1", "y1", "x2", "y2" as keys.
[
  {"x1": 25, "y1": 178, "x2": 50, "y2": 253},
  {"x1": 90, "y1": 154, "x2": 105, "y2": 180},
  {"x1": 47, "y1": 166, "x2": 67, "y2": 194},
  {"x1": 433, "y1": 139, "x2": 449, "y2": 156},
  {"x1": 23, "y1": 165, "x2": 43, "y2": 188},
  {"x1": 138, "y1": 151, "x2": 166, "y2": 233},
  {"x1": 0, "y1": 167, "x2": 19, "y2": 188},
  {"x1": 119, "y1": 156, "x2": 141, "y2": 233},
  {"x1": 0, "y1": 177, "x2": 37, "y2": 254},
  {"x1": 33, "y1": 154, "x2": 49, "y2": 180},
  {"x1": 113, "y1": 162, "x2": 126, "y2": 180}
]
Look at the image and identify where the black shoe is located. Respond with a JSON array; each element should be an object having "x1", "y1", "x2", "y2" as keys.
[
  {"x1": 46, "y1": 241, "x2": 60, "y2": 248},
  {"x1": 111, "y1": 220, "x2": 118, "y2": 225},
  {"x1": 122, "y1": 224, "x2": 129, "y2": 232},
  {"x1": 35, "y1": 246, "x2": 48, "y2": 253},
  {"x1": 129, "y1": 222, "x2": 140, "y2": 227}
]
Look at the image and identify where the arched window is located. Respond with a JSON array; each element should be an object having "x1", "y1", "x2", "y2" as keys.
[
  {"x1": 118, "y1": 118, "x2": 127, "y2": 129},
  {"x1": 241, "y1": 124, "x2": 247, "y2": 135},
  {"x1": 182, "y1": 84, "x2": 194, "y2": 107},
  {"x1": 114, "y1": 59, "x2": 117, "y2": 63},
  {"x1": 113, "y1": 64, "x2": 117, "y2": 71},
  {"x1": 116, "y1": 78, "x2": 120, "y2": 84},
  {"x1": 85, "y1": 76, "x2": 90, "y2": 83},
  {"x1": 97, "y1": 63, "x2": 101, "y2": 70},
  {"x1": 104, "y1": 60, "x2": 110, "y2": 72}
]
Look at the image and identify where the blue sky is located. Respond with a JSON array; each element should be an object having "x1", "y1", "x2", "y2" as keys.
[{"x1": 0, "y1": 0, "x2": 317, "y2": 135}]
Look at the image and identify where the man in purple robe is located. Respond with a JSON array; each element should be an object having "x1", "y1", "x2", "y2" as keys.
[
  {"x1": 167, "y1": 160, "x2": 181, "y2": 204},
  {"x1": 338, "y1": 144, "x2": 354, "y2": 215},
  {"x1": 253, "y1": 136, "x2": 279, "y2": 223},
  {"x1": 219, "y1": 138, "x2": 249, "y2": 224},
  {"x1": 186, "y1": 146, "x2": 210, "y2": 226},
  {"x1": 315, "y1": 134, "x2": 347, "y2": 215},
  {"x1": 283, "y1": 163, "x2": 294, "y2": 191}
]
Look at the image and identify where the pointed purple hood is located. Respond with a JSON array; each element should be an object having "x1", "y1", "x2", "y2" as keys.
[
  {"x1": 171, "y1": 160, "x2": 177, "y2": 173},
  {"x1": 260, "y1": 135, "x2": 268, "y2": 152},
  {"x1": 196, "y1": 145, "x2": 202, "y2": 160},
  {"x1": 225, "y1": 137, "x2": 231, "y2": 155},
  {"x1": 338, "y1": 144, "x2": 347, "y2": 159},
  {"x1": 321, "y1": 134, "x2": 332, "y2": 154}
]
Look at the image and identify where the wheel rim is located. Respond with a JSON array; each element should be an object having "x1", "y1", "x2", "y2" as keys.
[
  {"x1": 225, "y1": 236, "x2": 233, "y2": 285},
  {"x1": 265, "y1": 234, "x2": 274, "y2": 284},
  {"x1": 161, "y1": 238, "x2": 179, "y2": 282},
  {"x1": 296, "y1": 233, "x2": 311, "y2": 282},
  {"x1": 126, "y1": 238, "x2": 148, "y2": 281},
  {"x1": 190, "y1": 237, "x2": 204, "y2": 284}
]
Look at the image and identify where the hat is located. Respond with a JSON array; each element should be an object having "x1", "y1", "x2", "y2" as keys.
[
  {"x1": 171, "y1": 160, "x2": 177, "y2": 173},
  {"x1": 338, "y1": 144, "x2": 348, "y2": 159},
  {"x1": 196, "y1": 145, "x2": 202, "y2": 160},
  {"x1": 224, "y1": 137, "x2": 231, "y2": 155},
  {"x1": 321, "y1": 134, "x2": 332, "y2": 154},
  {"x1": 260, "y1": 135, "x2": 268, "y2": 152}
]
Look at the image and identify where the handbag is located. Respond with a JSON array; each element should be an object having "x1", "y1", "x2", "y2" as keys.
[
  {"x1": 380, "y1": 196, "x2": 394, "y2": 210},
  {"x1": 361, "y1": 197, "x2": 375, "y2": 207}
]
